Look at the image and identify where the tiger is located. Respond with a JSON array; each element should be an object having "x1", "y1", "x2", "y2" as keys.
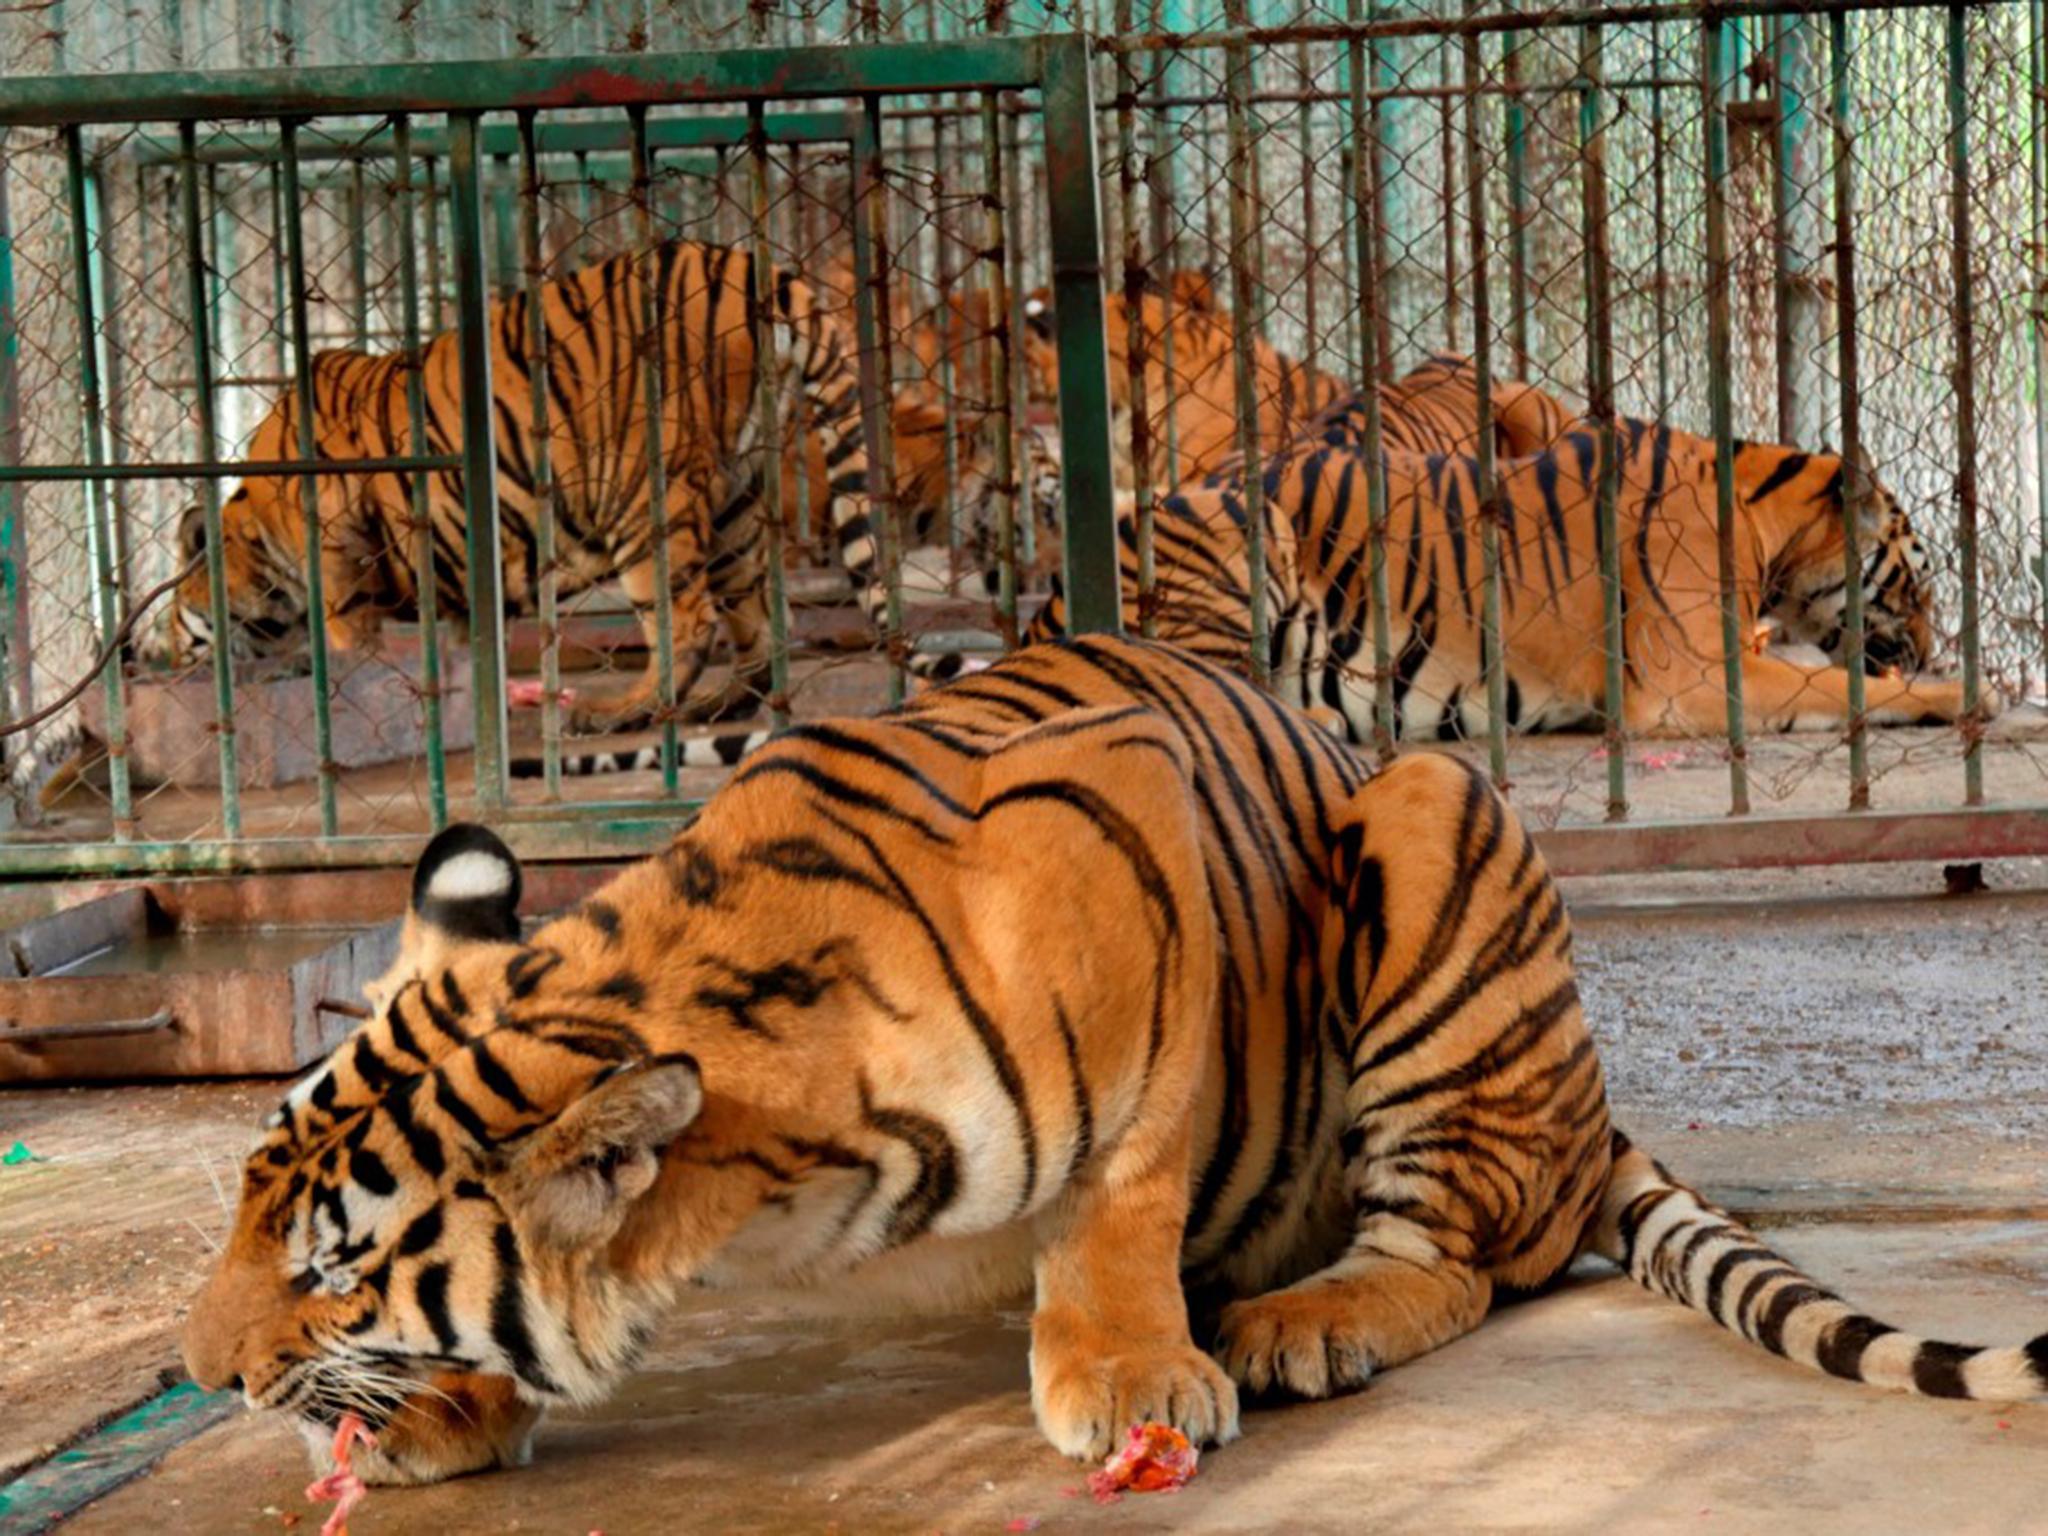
[
  {"x1": 994, "y1": 423, "x2": 1975, "y2": 739},
  {"x1": 149, "y1": 241, "x2": 874, "y2": 733},
  {"x1": 183, "y1": 634, "x2": 2048, "y2": 1489}
]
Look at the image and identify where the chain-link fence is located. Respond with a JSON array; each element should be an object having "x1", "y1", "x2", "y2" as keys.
[{"x1": 0, "y1": 2, "x2": 2043, "y2": 875}]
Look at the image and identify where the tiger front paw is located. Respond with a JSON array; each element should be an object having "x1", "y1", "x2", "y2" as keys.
[
  {"x1": 1031, "y1": 1338, "x2": 1240, "y2": 1461},
  {"x1": 1214, "y1": 1288, "x2": 1377, "y2": 1400}
]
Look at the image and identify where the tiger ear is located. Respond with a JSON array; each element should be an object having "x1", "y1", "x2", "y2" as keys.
[
  {"x1": 1022, "y1": 288, "x2": 1054, "y2": 340},
  {"x1": 1169, "y1": 269, "x2": 1218, "y2": 312},
  {"x1": 496, "y1": 1055, "x2": 703, "y2": 1249},
  {"x1": 177, "y1": 504, "x2": 207, "y2": 561},
  {"x1": 373, "y1": 824, "x2": 524, "y2": 1009}
]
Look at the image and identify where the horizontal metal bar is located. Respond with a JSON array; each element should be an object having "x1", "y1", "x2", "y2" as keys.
[
  {"x1": 0, "y1": 821, "x2": 702, "y2": 875},
  {"x1": 127, "y1": 110, "x2": 858, "y2": 165},
  {"x1": 0, "y1": 38, "x2": 1052, "y2": 128},
  {"x1": 1537, "y1": 807, "x2": 2048, "y2": 880},
  {"x1": 0, "y1": 1009, "x2": 176, "y2": 1047},
  {"x1": 0, "y1": 454, "x2": 462, "y2": 484},
  {"x1": 1102, "y1": 0, "x2": 1994, "y2": 52}
]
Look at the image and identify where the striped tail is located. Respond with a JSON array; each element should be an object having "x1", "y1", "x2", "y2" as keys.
[
  {"x1": 508, "y1": 728, "x2": 768, "y2": 780},
  {"x1": 1596, "y1": 1129, "x2": 2048, "y2": 1400}
]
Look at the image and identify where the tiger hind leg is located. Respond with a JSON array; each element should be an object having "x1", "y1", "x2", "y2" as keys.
[{"x1": 1215, "y1": 752, "x2": 1613, "y2": 1398}]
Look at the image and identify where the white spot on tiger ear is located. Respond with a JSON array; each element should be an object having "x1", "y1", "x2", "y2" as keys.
[
  {"x1": 428, "y1": 848, "x2": 516, "y2": 902},
  {"x1": 285, "y1": 1069, "x2": 330, "y2": 1111},
  {"x1": 1024, "y1": 296, "x2": 1047, "y2": 318}
]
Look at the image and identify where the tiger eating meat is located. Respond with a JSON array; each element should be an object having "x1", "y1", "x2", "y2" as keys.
[
  {"x1": 185, "y1": 636, "x2": 2045, "y2": 1487},
  {"x1": 150, "y1": 241, "x2": 873, "y2": 732}
]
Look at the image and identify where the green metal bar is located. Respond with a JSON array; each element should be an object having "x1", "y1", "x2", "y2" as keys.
[
  {"x1": 1582, "y1": 22, "x2": 1625, "y2": 824},
  {"x1": 0, "y1": 454, "x2": 461, "y2": 483},
  {"x1": 1827, "y1": 12, "x2": 1870, "y2": 810},
  {"x1": 0, "y1": 40, "x2": 1060, "y2": 128},
  {"x1": 1349, "y1": 0, "x2": 1397, "y2": 762},
  {"x1": 1464, "y1": 9, "x2": 1505, "y2": 788},
  {"x1": 1222, "y1": 5, "x2": 1269, "y2": 684},
  {"x1": 278, "y1": 121, "x2": 339, "y2": 837},
  {"x1": 748, "y1": 103, "x2": 792, "y2": 733},
  {"x1": 1042, "y1": 33, "x2": 1120, "y2": 637},
  {"x1": 628, "y1": 107, "x2": 680, "y2": 791},
  {"x1": 1502, "y1": 23, "x2": 1530, "y2": 380},
  {"x1": 1117, "y1": 0, "x2": 1157, "y2": 634},
  {"x1": 448, "y1": 113, "x2": 510, "y2": 814},
  {"x1": 1948, "y1": 2, "x2": 1982, "y2": 806},
  {"x1": 393, "y1": 116, "x2": 447, "y2": 831},
  {"x1": 518, "y1": 111, "x2": 562, "y2": 802},
  {"x1": 490, "y1": 153, "x2": 517, "y2": 299},
  {"x1": 1702, "y1": 16, "x2": 1750, "y2": 815},
  {"x1": 2035, "y1": 0, "x2": 2048, "y2": 699},
  {"x1": 0, "y1": 166, "x2": 24, "y2": 766},
  {"x1": 179, "y1": 121, "x2": 242, "y2": 837},
  {"x1": 63, "y1": 126, "x2": 134, "y2": 835},
  {"x1": 423, "y1": 154, "x2": 446, "y2": 335},
  {"x1": 267, "y1": 161, "x2": 288, "y2": 380},
  {"x1": 852, "y1": 100, "x2": 907, "y2": 702},
  {"x1": 348, "y1": 158, "x2": 372, "y2": 347},
  {"x1": 87, "y1": 166, "x2": 135, "y2": 635},
  {"x1": 977, "y1": 89, "x2": 1020, "y2": 646}
]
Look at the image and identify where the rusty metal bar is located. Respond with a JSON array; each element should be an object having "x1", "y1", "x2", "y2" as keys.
[
  {"x1": 518, "y1": 110, "x2": 562, "y2": 801},
  {"x1": 1948, "y1": 2, "x2": 1983, "y2": 806},
  {"x1": 1463, "y1": 9, "x2": 1506, "y2": 788},
  {"x1": 851, "y1": 101, "x2": 908, "y2": 698},
  {"x1": 628, "y1": 107, "x2": 680, "y2": 791},
  {"x1": 1117, "y1": 0, "x2": 1158, "y2": 635},
  {"x1": 1503, "y1": 23, "x2": 1531, "y2": 379},
  {"x1": 2036, "y1": 0, "x2": 2048, "y2": 698},
  {"x1": 1223, "y1": 0, "x2": 1270, "y2": 685},
  {"x1": 1828, "y1": 11, "x2": 1870, "y2": 808},
  {"x1": 1350, "y1": 0, "x2": 1397, "y2": 762},
  {"x1": 1582, "y1": 22, "x2": 1626, "y2": 824},
  {"x1": 977, "y1": 88, "x2": 1020, "y2": 645},
  {"x1": 747, "y1": 101, "x2": 792, "y2": 733}
]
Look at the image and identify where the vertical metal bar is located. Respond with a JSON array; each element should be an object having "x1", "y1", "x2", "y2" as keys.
[
  {"x1": 1349, "y1": 3, "x2": 1395, "y2": 762},
  {"x1": 1116, "y1": 0, "x2": 1157, "y2": 633},
  {"x1": 267, "y1": 161, "x2": 288, "y2": 378},
  {"x1": 1043, "y1": 33, "x2": 1121, "y2": 637},
  {"x1": 978, "y1": 90, "x2": 1020, "y2": 645},
  {"x1": 1001, "y1": 97, "x2": 1035, "y2": 578},
  {"x1": 1828, "y1": 12, "x2": 1870, "y2": 810},
  {"x1": 1298, "y1": 40, "x2": 1321, "y2": 394},
  {"x1": 63, "y1": 127, "x2": 134, "y2": 834},
  {"x1": 348, "y1": 158, "x2": 371, "y2": 348},
  {"x1": 1503, "y1": 25, "x2": 1531, "y2": 381},
  {"x1": 423, "y1": 155, "x2": 446, "y2": 335},
  {"x1": 1652, "y1": 19, "x2": 1672, "y2": 420},
  {"x1": 851, "y1": 101, "x2": 906, "y2": 699},
  {"x1": 0, "y1": 166, "x2": 25, "y2": 757},
  {"x1": 178, "y1": 121, "x2": 241, "y2": 836},
  {"x1": 784, "y1": 142, "x2": 814, "y2": 553},
  {"x1": 627, "y1": 107, "x2": 679, "y2": 791},
  {"x1": 1464, "y1": 11, "x2": 1506, "y2": 788},
  {"x1": 1146, "y1": 13, "x2": 1185, "y2": 490},
  {"x1": 748, "y1": 103, "x2": 791, "y2": 733},
  {"x1": 1367, "y1": 3, "x2": 1396, "y2": 381},
  {"x1": 1582, "y1": 23, "x2": 1626, "y2": 824},
  {"x1": 393, "y1": 117, "x2": 447, "y2": 831},
  {"x1": 517, "y1": 112, "x2": 561, "y2": 801},
  {"x1": 1948, "y1": 2, "x2": 1983, "y2": 806},
  {"x1": 447, "y1": 113, "x2": 509, "y2": 812},
  {"x1": 1438, "y1": 62, "x2": 1460, "y2": 355},
  {"x1": 490, "y1": 153, "x2": 517, "y2": 299},
  {"x1": 930, "y1": 113, "x2": 964, "y2": 570},
  {"x1": 1703, "y1": 16, "x2": 1751, "y2": 814},
  {"x1": 2034, "y1": 0, "x2": 2048, "y2": 697},
  {"x1": 1222, "y1": 2, "x2": 1269, "y2": 684},
  {"x1": 88, "y1": 167, "x2": 135, "y2": 634},
  {"x1": 278, "y1": 122, "x2": 338, "y2": 836}
]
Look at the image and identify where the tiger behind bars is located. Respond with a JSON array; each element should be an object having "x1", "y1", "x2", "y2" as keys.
[{"x1": 185, "y1": 635, "x2": 2045, "y2": 1488}]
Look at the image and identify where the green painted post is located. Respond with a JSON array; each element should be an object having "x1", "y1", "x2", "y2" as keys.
[
  {"x1": 1349, "y1": 0, "x2": 1396, "y2": 762},
  {"x1": 1463, "y1": 10, "x2": 1506, "y2": 788},
  {"x1": 628, "y1": 107, "x2": 680, "y2": 790},
  {"x1": 517, "y1": 111, "x2": 561, "y2": 801},
  {"x1": 1828, "y1": 12, "x2": 1870, "y2": 810},
  {"x1": 1948, "y1": 3, "x2": 1983, "y2": 806},
  {"x1": 178, "y1": 121, "x2": 242, "y2": 836},
  {"x1": 748, "y1": 102, "x2": 792, "y2": 732},
  {"x1": 278, "y1": 121, "x2": 339, "y2": 836},
  {"x1": 1703, "y1": 16, "x2": 1751, "y2": 815},
  {"x1": 1503, "y1": 24, "x2": 1531, "y2": 380},
  {"x1": 392, "y1": 116, "x2": 448, "y2": 830},
  {"x1": 1582, "y1": 22, "x2": 1625, "y2": 824},
  {"x1": 447, "y1": 113, "x2": 509, "y2": 813},
  {"x1": 1041, "y1": 33, "x2": 1120, "y2": 638},
  {"x1": 63, "y1": 126, "x2": 134, "y2": 835}
]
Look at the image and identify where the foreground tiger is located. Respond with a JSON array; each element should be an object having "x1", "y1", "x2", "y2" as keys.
[
  {"x1": 1004, "y1": 422, "x2": 1973, "y2": 738},
  {"x1": 154, "y1": 241, "x2": 874, "y2": 730},
  {"x1": 184, "y1": 636, "x2": 2045, "y2": 1488}
]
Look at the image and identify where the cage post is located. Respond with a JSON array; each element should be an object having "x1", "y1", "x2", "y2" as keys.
[
  {"x1": 393, "y1": 115, "x2": 448, "y2": 830},
  {"x1": 977, "y1": 88, "x2": 1020, "y2": 645},
  {"x1": 849, "y1": 103, "x2": 907, "y2": 699},
  {"x1": 2035, "y1": 0, "x2": 2048, "y2": 694},
  {"x1": 1502, "y1": 25, "x2": 1530, "y2": 380},
  {"x1": 1042, "y1": 34, "x2": 1120, "y2": 637},
  {"x1": 448, "y1": 111, "x2": 510, "y2": 813},
  {"x1": 1702, "y1": 15, "x2": 1751, "y2": 815},
  {"x1": 1827, "y1": 12, "x2": 1870, "y2": 809},
  {"x1": 783, "y1": 141, "x2": 814, "y2": 552},
  {"x1": 627, "y1": 107, "x2": 680, "y2": 790},
  {"x1": 1001, "y1": 93, "x2": 1035, "y2": 576},
  {"x1": 1651, "y1": 18, "x2": 1672, "y2": 419},
  {"x1": 1146, "y1": 0, "x2": 1184, "y2": 488},
  {"x1": 746, "y1": 102, "x2": 791, "y2": 733},
  {"x1": 423, "y1": 154, "x2": 446, "y2": 333},
  {"x1": 1947, "y1": 2, "x2": 1983, "y2": 806},
  {"x1": 1770, "y1": 13, "x2": 1822, "y2": 448},
  {"x1": 178, "y1": 121, "x2": 242, "y2": 835},
  {"x1": 1222, "y1": 0, "x2": 1269, "y2": 684},
  {"x1": 1438, "y1": 53, "x2": 1460, "y2": 354},
  {"x1": 1348, "y1": 11, "x2": 1396, "y2": 763},
  {"x1": 277, "y1": 121, "x2": 340, "y2": 836},
  {"x1": 517, "y1": 111, "x2": 562, "y2": 799},
  {"x1": 1361, "y1": 0, "x2": 1394, "y2": 380},
  {"x1": 348, "y1": 159, "x2": 372, "y2": 347},
  {"x1": 490, "y1": 152, "x2": 518, "y2": 298},
  {"x1": 1581, "y1": 22, "x2": 1625, "y2": 824},
  {"x1": 1463, "y1": 9, "x2": 1506, "y2": 788},
  {"x1": 63, "y1": 126, "x2": 134, "y2": 834},
  {"x1": 86, "y1": 165, "x2": 135, "y2": 632},
  {"x1": 1115, "y1": 0, "x2": 1157, "y2": 633},
  {"x1": 0, "y1": 165, "x2": 24, "y2": 759}
]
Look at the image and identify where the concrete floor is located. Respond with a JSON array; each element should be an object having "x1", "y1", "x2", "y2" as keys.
[{"x1": 9, "y1": 865, "x2": 2048, "y2": 1533}]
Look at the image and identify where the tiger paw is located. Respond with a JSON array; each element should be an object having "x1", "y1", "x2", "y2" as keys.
[
  {"x1": 1031, "y1": 1341, "x2": 1240, "y2": 1461},
  {"x1": 1214, "y1": 1288, "x2": 1377, "y2": 1400}
]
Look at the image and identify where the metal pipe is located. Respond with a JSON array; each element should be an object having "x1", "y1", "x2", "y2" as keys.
[
  {"x1": 1828, "y1": 12, "x2": 1870, "y2": 809},
  {"x1": 851, "y1": 100, "x2": 908, "y2": 700},
  {"x1": 2034, "y1": 0, "x2": 2048, "y2": 699},
  {"x1": 1349, "y1": 0, "x2": 1397, "y2": 762},
  {"x1": 63, "y1": 126, "x2": 133, "y2": 834},
  {"x1": 178, "y1": 120, "x2": 241, "y2": 836},
  {"x1": 518, "y1": 110, "x2": 561, "y2": 801},
  {"x1": 747, "y1": 105, "x2": 792, "y2": 733},
  {"x1": 447, "y1": 113, "x2": 510, "y2": 812},
  {"x1": 278, "y1": 120, "x2": 338, "y2": 836},
  {"x1": 1503, "y1": 23, "x2": 1530, "y2": 380},
  {"x1": 0, "y1": 453, "x2": 462, "y2": 483},
  {"x1": 1702, "y1": 15, "x2": 1751, "y2": 815},
  {"x1": 0, "y1": 166, "x2": 26, "y2": 748},
  {"x1": 1652, "y1": 18, "x2": 1672, "y2": 419},
  {"x1": 1117, "y1": 0, "x2": 1158, "y2": 635},
  {"x1": 1222, "y1": 0, "x2": 1269, "y2": 685},
  {"x1": 348, "y1": 158, "x2": 371, "y2": 348},
  {"x1": 1582, "y1": 22, "x2": 1626, "y2": 824},
  {"x1": 1948, "y1": 2, "x2": 1983, "y2": 806},
  {"x1": 977, "y1": 88, "x2": 1020, "y2": 646},
  {"x1": 1463, "y1": 8, "x2": 1506, "y2": 788},
  {"x1": 392, "y1": 115, "x2": 447, "y2": 831},
  {"x1": 627, "y1": 107, "x2": 680, "y2": 791}
]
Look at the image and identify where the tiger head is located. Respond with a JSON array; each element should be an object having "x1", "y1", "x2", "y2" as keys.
[
  {"x1": 181, "y1": 825, "x2": 709, "y2": 1484},
  {"x1": 1745, "y1": 442, "x2": 1939, "y2": 677}
]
